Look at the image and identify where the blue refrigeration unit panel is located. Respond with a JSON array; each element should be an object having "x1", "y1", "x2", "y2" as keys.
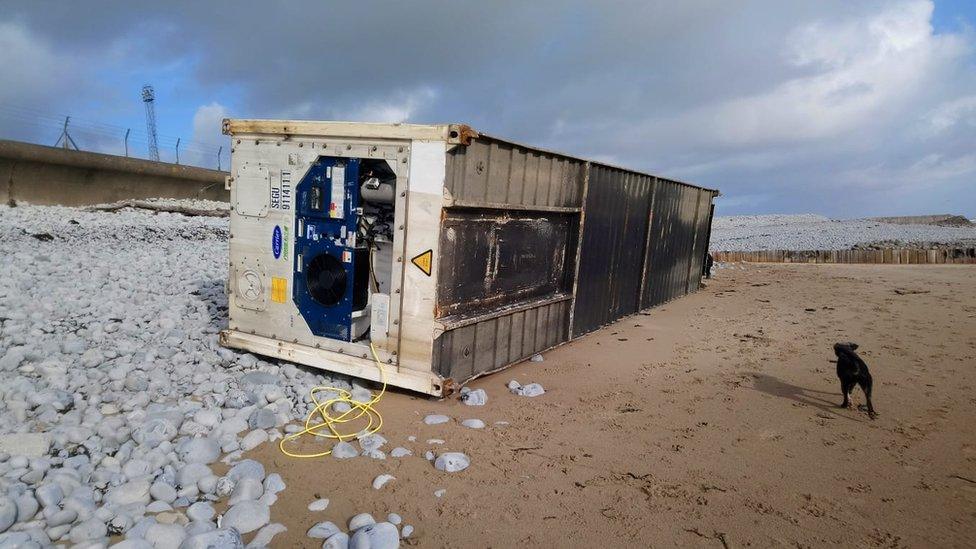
[{"x1": 293, "y1": 157, "x2": 367, "y2": 341}]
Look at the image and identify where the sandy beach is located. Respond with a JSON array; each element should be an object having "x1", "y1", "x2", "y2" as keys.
[{"x1": 246, "y1": 263, "x2": 976, "y2": 547}]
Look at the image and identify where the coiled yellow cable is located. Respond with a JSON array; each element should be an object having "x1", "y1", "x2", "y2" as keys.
[{"x1": 279, "y1": 342, "x2": 387, "y2": 458}]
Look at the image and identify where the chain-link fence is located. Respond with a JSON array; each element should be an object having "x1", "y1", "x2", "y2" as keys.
[{"x1": 0, "y1": 103, "x2": 229, "y2": 171}]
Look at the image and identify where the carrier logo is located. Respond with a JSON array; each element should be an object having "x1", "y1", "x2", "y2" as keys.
[{"x1": 272, "y1": 225, "x2": 283, "y2": 259}]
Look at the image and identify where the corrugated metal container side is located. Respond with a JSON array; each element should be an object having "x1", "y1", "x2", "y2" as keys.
[
  {"x1": 572, "y1": 164, "x2": 655, "y2": 337},
  {"x1": 640, "y1": 180, "x2": 716, "y2": 309},
  {"x1": 443, "y1": 135, "x2": 585, "y2": 210},
  {"x1": 433, "y1": 134, "x2": 586, "y2": 381},
  {"x1": 685, "y1": 189, "x2": 714, "y2": 293},
  {"x1": 435, "y1": 132, "x2": 718, "y2": 377}
]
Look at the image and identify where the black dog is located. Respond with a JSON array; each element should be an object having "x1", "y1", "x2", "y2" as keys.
[
  {"x1": 703, "y1": 253, "x2": 714, "y2": 279},
  {"x1": 833, "y1": 342, "x2": 877, "y2": 419}
]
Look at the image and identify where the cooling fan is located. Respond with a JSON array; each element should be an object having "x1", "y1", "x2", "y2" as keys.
[{"x1": 305, "y1": 253, "x2": 347, "y2": 307}]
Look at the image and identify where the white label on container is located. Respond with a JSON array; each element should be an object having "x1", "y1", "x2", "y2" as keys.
[
  {"x1": 408, "y1": 141, "x2": 446, "y2": 195},
  {"x1": 330, "y1": 165, "x2": 345, "y2": 219},
  {"x1": 371, "y1": 293, "x2": 390, "y2": 339},
  {"x1": 270, "y1": 170, "x2": 292, "y2": 210}
]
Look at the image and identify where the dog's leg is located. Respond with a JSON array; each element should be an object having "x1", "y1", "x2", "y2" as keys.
[
  {"x1": 861, "y1": 378, "x2": 877, "y2": 419},
  {"x1": 839, "y1": 380, "x2": 852, "y2": 408}
]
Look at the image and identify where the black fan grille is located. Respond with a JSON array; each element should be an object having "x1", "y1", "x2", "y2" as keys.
[{"x1": 306, "y1": 253, "x2": 346, "y2": 306}]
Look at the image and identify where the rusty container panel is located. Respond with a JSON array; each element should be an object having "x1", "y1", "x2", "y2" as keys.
[
  {"x1": 444, "y1": 135, "x2": 587, "y2": 210},
  {"x1": 571, "y1": 164, "x2": 655, "y2": 337},
  {"x1": 433, "y1": 133, "x2": 586, "y2": 383},
  {"x1": 437, "y1": 209, "x2": 576, "y2": 319},
  {"x1": 432, "y1": 297, "x2": 572, "y2": 380}
]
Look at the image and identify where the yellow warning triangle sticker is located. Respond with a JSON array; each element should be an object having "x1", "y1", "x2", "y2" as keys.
[{"x1": 411, "y1": 249, "x2": 433, "y2": 276}]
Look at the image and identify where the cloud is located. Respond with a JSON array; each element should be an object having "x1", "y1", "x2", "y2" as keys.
[
  {"x1": 191, "y1": 102, "x2": 229, "y2": 146},
  {"x1": 273, "y1": 87, "x2": 439, "y2": 124},
  {"x1": 0, "y1": 21, "x2": 91, "y2": 144},
  {"x1": 924, "y1": 95, "x2": 976, "y2": 135},
  {"x1": 345, "y1": 87, "x2": 438, "y2": 124},
  {"x1": 626, "y1": 1, "x2": 966, "y2": 150},
  {"x1": 842, "y1": 152, "x2": 976, "y2": 190},
  {"x1": 605, "y1": 0, "x2": 976, "y2": 216},
  {"x1": 0, "y1": 22, "x2": 65, "y2": 105},
  {"x1": 184, "y1": 102, "x2": 231, "y2": 168},
  {"x1": 0, "y1": 0, "x2": 973, "y2": 215}
]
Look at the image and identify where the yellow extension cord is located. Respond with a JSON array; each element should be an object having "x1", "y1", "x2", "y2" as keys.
[{"x1": 279, "y1": 342, "x2": 387, "y2": 458}]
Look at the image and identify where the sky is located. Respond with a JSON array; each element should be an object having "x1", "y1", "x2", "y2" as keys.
[{"x1": 0, "y1": 0, "x2": 973, "y2": 217}]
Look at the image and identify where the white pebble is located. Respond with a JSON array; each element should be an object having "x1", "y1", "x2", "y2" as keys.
[
  {"x1": 263, "y1": 473, "x2": 286, "y2": 495},
  {"x1": 322, "y1": 532, "x2": 350, "y2": 549},
  {"x1": 348, "y1": 513, "x2": 375, "y2": 531},
  {"x1": 178, "y1": 437, "x2": 221, "y2": 464},
  {"x1": 331, "y1": 441, "x2": 358, "y2": 459},
  {"x1": 423, "y1": 414, "x2": 450, "y2": 425},
  {"x1": 186, "y1": 502, "x2": 215, "y2": 523},
  {"x1": 0, "y1": 498, "x2": 15, "y2": 534},
  {"x1": 226, "y1": 460, "x2": 265, "y2": 482},
  {"x1": 389, "y1": 447, "x2": 412, "y2": 458},
  {"x1": 144, "y1": 522, "x2": 187, "y2": 549},
  {"x1": 180, "y1": 528, "x2": 243, "y2": 549},
  {"x1": 150, "y1": 481, "x2": 178, "y2": 503},
  {"x1": 307, "y1": 498, "x2": 330, "y2": 512},
  {"x1": 240, "y1": 429, "x2": 269, "y2": 451},
  {"x1": 228, "y1": 477, "x2": 264, "y2": 505},
  {"x1": 508, "y1": 380, "x2": 545, "y2": 397},
  {"x1": 434, "y1": 452, "x2": 470, "y2": 473},
  {"x1": 349, "y1": 522, "x2": 399, "y2": 549},
  {"x1": 248, "y1": 523, "x2": 286, "y2": 548},
  {"x1": 220, "y1": 501, "x2": 270, "y2": 534},
  {"x1": 307, "y1": 521, "x2": 340, "y2": 539},
  {"x1": 372, "y1": 474, "x2": 395, "y2": 490},
  {"x1": 460, "y1": 388, "x2": 487, "y2": 406}
]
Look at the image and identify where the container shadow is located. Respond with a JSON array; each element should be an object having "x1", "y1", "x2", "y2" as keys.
[{"x1": 748, "y1": 372, "x2": 866, "y2": 423}]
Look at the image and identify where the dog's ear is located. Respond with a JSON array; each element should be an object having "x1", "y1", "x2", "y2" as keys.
[{"x1": 849, "y1": 342, "x2": 859, "y2": 350}]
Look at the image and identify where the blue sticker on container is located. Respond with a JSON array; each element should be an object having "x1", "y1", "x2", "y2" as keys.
[{"x1": 272, "y1": 225, "x2": 282, "y2": 259}]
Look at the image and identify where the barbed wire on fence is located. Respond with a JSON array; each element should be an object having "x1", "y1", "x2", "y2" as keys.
[{"x1": 0, "y1": 103, "x2": 229, "y2": 171}]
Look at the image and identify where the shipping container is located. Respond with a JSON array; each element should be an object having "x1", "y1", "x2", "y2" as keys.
[{"x1": 219, "y1": 119, "x2": 718, "y2": 396}]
